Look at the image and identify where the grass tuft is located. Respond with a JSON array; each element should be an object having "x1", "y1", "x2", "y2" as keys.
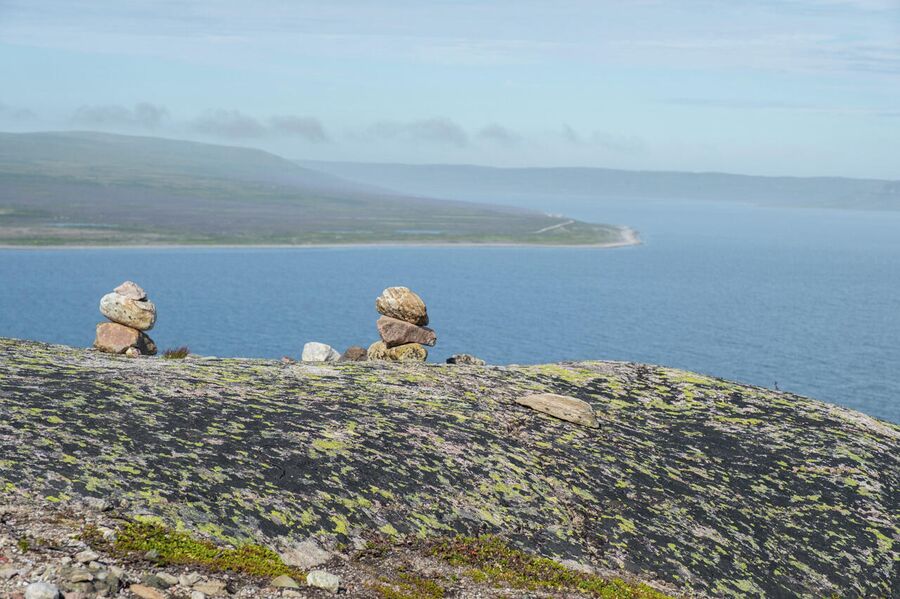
[
  {"x1": 429, "y1": 535, "x2": 671, "y2": 598},
  {"x1": 163, "y1": 346, "x2": 190, "y2": 360}
]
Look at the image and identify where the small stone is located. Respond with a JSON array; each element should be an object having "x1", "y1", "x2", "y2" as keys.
[
  {"x1": 114, "y1": 281, "x2": 147, "y2": 301},
  {"x1": 270, "y1": 574, "x2": 299, "y2": 589},
  {"x1": 125, "y1": 347, "x2": 142, "y2": 358},
  {"x1": 446, "y1": 353, "x2": 485, "y2": 366},
  {"x1": 281, "y1": 356, "x2": 296, "y2": 364},
  {"x1": 193, "y1": 580, "x2": 228, "y2": 596},
  {"x1": 24, "y1": 582, "x2": 60, "y2": 599},
  {"x1": 100, "y1": 292, "x2": 157, "y2": 331},
  {"x1": 515, "y1": 393, "x2": 600, "y2": 428},
  {"x1": 83, "y1": 497, "x2": 111, "y2": 512},
  {"x1": 128, "y1": 584, "x2": 166, "y2": 599},
  {"x1": 339, "y1": 346, "x2": 368, "y2": 362},
  {"x1": 367, "y1": 341, "x2": 427, "y2": 362},
  {"x1": 142, "y1": 574, "x2": 170, "y2": 589},
  {"x1": 155, "y1": 572, "x2": 179, "y2": 587},
  {"x1": 68, "y1": 568, "x2": 93, "y2": 583},
  {"x1": 306, "y1": 570, "x2": 340, "y2": 593},
  {"x1": 179, "y1": 572, "x2": 203, "y2": 587},
  {"x1": 375, "y1": 287, "x2": 428, "y2": 326},
  {"x1": 0, "y1": 566, "x2": 18, "y2": 580},
  {"x1": 376, "y1": 316, "x2": 436, "y2": 348},
  {"x1": 94, "y1": 322, "x2": 157, "y2": 355},
  {"x1": 301, "y1": 342, "x2": 341, "y2": 363},
  {"x1": 74, "y1": 550, "x2": 99, "y2": 564},
  {"x1": 144, "y1": 549, "x2": 160, "y2": 561},
  {"x1": 278, "y1": 539, "x2": 331, "y2": 570},
  {"x1": 190, "y1": 592, "x2": 206, "y2": 599}
]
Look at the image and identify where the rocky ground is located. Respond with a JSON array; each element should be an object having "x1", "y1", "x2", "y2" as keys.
[{"x1": 0, "y1": 338, "x2": 897, "y2": 598}]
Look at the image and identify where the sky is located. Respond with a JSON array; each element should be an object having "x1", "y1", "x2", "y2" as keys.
[{"x1": 0, "y1": 0, "x2": 898, "y2": 178}]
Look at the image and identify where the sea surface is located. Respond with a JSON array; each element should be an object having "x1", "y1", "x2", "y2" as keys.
[{"x1": 1, "y1": 198, "x2": 898, "y2": 423}]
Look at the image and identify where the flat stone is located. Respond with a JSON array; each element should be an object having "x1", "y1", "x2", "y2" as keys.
[
  {"x1": 67, "y1": 568, "x2": 93, "y2": 583},
  {"x1": 306, "y1": 570, "x2": 340, "y2": 593},
  {"x1": 0, "y1": 567, "x2": 18, "y2": 580},
  {"x1": 375, "y1": 287, "x2": 428, "y2": 326},
  {"x1": 301, "y1": 342, "x2": 340, "y2": 363},
  {"x1": 74, "y1": 550, "x2": 99, "y2": 563},
  {"x1": 270, "y1": 574, "x2": 300, "y2": 589},
  {"x1": 113, "y1": 280, "x2": 147, "y2": 301},
  {"x1": 376, "y1": 316, "x2": 436, "y2": 348},
  {"x1": 155, "y1": 572, "x2": 179, "y2": 587},
  {"x1": 24, "y1": 583, "x2": 60, "y2": 599},
  {"x1": 193, "y1": 580, "x2": 228, "y2": 596},
  {"x1": 367, "y1": 341, "x2": 427, "y2": 362},
  {"x1": 100, "y1": 292, "x2": 157, "y2": 331},
  {"x1": 178, "y1": 572, "x2": 203, "y2": 587},
  {"x1": 278, "y1": 539, "x2": 332, "y2": 570},
  {"x1": 339, "y1": 346, "x2": 368, "y2": 362},
  {"x1": 128, "y1": 584, "x2": 166, "y2": 599},
  {"x1": 515, "y1": 393, "x2": 599, "y2": 428},
  {"x1": 94, "y1": 322, "x2": 157, "y2": 355},
  {"x1": 447, "y1": 354, "x2": 486, "y2": 366}
]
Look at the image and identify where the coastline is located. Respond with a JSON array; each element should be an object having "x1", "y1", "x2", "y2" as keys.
[{"x1": 0, "y1": 227, "x2": 642, "y2": 251}]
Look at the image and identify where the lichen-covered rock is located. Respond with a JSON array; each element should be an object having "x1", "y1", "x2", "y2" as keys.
[
  {"x1": 375, "y1": 287, "x2": 428, "y2": 326},
  {"x1": 515, "y1": 393, "x2": 599, "y2": 428},
  {"x1": 99, "y1": 292, "x2": 156, "y2": 331},
  {"x1": 447, "y1": 353, "x2": 486, "y2": 366},
  {"x1": 367, "y1": 340, "x2": 427, "y2": 362},
  {"x1": 376, "y1": 316, "x2": 436, "y2": 348},
  {"x1": 113, "y1": 280, "x2": 147, "y2": 301},
  {"x1": 0, "y1": 337, "x2": 897, "y2": 599},
  {"x1": 340, "y1": 346, "x2": 368, "y2": 362},
  {"x1": 301, "y1": 342, "x2": 340, "y2": 362},
  {"x1": 93, "y1": 322, "x2": 157, "y2": 355}
]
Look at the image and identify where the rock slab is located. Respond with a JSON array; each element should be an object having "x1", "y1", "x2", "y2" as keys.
[
  {"x1": 367, "y1": 340, "x2": 427, "y2": 362},
  {"x1": 377, "y1": 316, "x2": 436, "y2": 348},
  {"x1": 93, "y1": 322, "x2": 157, "y2": 356},
  {"x1": 375, "y1": 287, "x2": 428, "y2": 326},
  {"x1": 515, "y1": 393, "x2": 599, "y2": 428},
  {"x1": 99, "y1": 292, "x2": 157, "y2": 331}
]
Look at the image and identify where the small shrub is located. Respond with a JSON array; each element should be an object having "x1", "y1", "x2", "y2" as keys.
[{"x1": 163, "y1": 346, "x2": 190, "y2": 360}]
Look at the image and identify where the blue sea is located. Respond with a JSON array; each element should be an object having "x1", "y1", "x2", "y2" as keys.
[{"x1": 1, "y1": 198, "x2": 898, "y2": 423}]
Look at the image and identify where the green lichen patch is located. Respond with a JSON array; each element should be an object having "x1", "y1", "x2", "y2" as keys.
[
  {"x1": 87, "y1": 521, "x2": 298, "y2": 579},
  {"x1": 371, "y1": 571, "x2": 446, "y2": 599},
  {"x1": 429, "y1": 536, "x2": 670, "y2": 598}
]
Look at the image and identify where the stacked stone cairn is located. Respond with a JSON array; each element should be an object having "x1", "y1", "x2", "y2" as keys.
[
  {"x1": 367, "y1": 286, "x2": 435, "y2": 362},
  {"x1": 92, "y1": 281, "x2": 158, "y2": 357}
]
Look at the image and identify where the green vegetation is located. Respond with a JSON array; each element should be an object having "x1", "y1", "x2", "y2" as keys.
[
  {"x1": 372, "y1": 572, "x2": 447, "y2": 599},
  {"x1": 162, "y1": 346, "x2": 190, "y2": 360},
  {"x1": 0, "y1": 131, "x2": 629, "y2": 246},
  {"x1": 86, "y1": 521, "x2": 299, "y2": 578},
  {"x1": 429, "y1": 536, "x2": 672, "y2": 598}
]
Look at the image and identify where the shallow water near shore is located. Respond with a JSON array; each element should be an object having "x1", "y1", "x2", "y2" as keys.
[{"x1": 1, "y1": 198, "x2": 898, "y2": 423}]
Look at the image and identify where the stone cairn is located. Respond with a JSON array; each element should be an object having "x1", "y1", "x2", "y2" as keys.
[
  {"x1": 92, "y1": 281, "x2": 158, "y2": 357},
  {"x1": 367, "y1": 286, "x2": 435, "y2": 362}
]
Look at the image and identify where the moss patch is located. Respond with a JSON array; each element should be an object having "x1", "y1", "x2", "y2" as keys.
[
  {"x1": 87, "y1": 521, "x2": 298, "y2": 578},
  {"x1": 429, "y1": 535, "x2": 671, "y2": 598}
]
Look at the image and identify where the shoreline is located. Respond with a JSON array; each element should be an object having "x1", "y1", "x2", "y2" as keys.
[{"x1": 0, "y1": 227, "x2": 642, "y2": 251}]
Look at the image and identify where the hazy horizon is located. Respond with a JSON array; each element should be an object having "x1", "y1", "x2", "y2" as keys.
[{"x1": 1, "y1": 0, "x2": 899, "y2": 179}]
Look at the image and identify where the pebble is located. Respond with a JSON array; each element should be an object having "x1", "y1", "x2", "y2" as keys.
[
  {"x1": 24, "y1": 582, "x2": 60, "y2": 599},
  {"x1": 301, "y1": 342, "x2": 341, "y2": 363},
  {"x1": 0, "y1": 567, "x2": 18, "y2": 580},
  {"x1": 446, "y1": 353, "x2": 486, "y2": 366},
  {"x1": 74, "y1": 550, "x2": 98, "y2": 564},
  {"x1": 114, "y1": 280, "x2": 147, "y2": 301},
  {"x1": 128, "y1": 584, "x2": 166, "y2": 599},
  {"x1": 179, "y1": 572, "x2": 203, "y2": 587},
  {"x1": 270, "y1": 574, "x2": 299, "y2": 588},
  {"x1": 306, "y1": 570, "x2": 340, "y2": 593},
  {"x1": 155, "y1": 572, "x2": 179, "y2": 587},
  {"x1": 193, "y1": 580, "x2": 228, "y2": 596}
]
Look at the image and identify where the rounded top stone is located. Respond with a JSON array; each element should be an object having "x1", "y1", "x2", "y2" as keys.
[
  {"x1": 375, "y1": 286, "x2": 428, "y2": 326},
  {"x1": 114, "y1": 280, "x2": 147, "y2": 301}
]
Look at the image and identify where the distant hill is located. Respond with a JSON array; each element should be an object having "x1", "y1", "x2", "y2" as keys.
[
  {"x1": 301, "y1": 161, "x2": 900, "y2": 212},
  {"x1": 0, "y1": 132, "x2": 628, "y2": 246}
]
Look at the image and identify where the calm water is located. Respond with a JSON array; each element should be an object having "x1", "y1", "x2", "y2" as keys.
[{"x1": 1, "y1": 199, "x2": 898, "y2": 423}]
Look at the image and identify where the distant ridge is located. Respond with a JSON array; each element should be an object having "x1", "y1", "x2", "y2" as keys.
[
  {"x1": 301, "y1": 160, "x2": 900, "y2": 212},
  {"x1": 0, "y1": 131, "x2": 629, "y2": 246}
]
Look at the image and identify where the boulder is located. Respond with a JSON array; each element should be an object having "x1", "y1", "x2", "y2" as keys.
[
  {"x1": 93, "y1": 322, "x2": 158, "y2": 356},
  {"x1": 447, "y1": 354, "x2": 486, "y2": 366},
  {"x1": 375, "y1": 287, "x2": 428, "y2": 326},
  {"x1": 376, "y1": 316, "x2": 436, "y2": 348},
  {"x1": 301, "y1": 342, "x2": 340, "y2": 362},
  {"x1": 340, "y1": 346, "x2": 368, "y2": 362},
  {"x1": 515, "y1": 393, "x2": 599, "y2": 428},
  {"x1": 113, "y1": 280, "x2": 147, "y2": 301},
  {"x1": 367, "y1": 341, "x2": 427, "y2": 362},
  {"x1": 99, "y1": 292, "x2": 156, "y2": 331},
  {"x1": 278, "y1": 539, "x2": 332, "y2": 570}
]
